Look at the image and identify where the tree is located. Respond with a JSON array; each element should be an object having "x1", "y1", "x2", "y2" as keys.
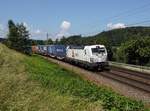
[
  {"x1": 7, "y1": 20, "x2": 31, "y2": 55},
  {"x1": 7, "y1": 20, "x2": 19, "y2": 49},
  {"x1": 31, "y1": 40, "x2": 45, "y2": 45},
  {"x1": 59, "y1": 36, "x2": 67, "y2": 45},
  {"x1": 17, "y1": 23, "x2": 31, "y2": 54},
  {"x1": 54, "y1": 38, "x2": 59, "y2": 44},
  {"x1": 117, "y1": 37, "x2": 150, "y2": 65},
  {"x1": 46, "y1": 38, "x2": 53, "y2": 44}
]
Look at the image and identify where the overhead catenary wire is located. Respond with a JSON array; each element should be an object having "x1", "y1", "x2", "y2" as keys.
[
  {"x1": 84, "y1": 2, "x2": 150, "y2": 27},
  {"x1": 81, "y1": 19, "x2": 150, "y2": 37},
  {"x1": 126, "y1": 20, "x2": 150, "y2": 27},
  {"x1": 107, "y1": 2, "x2": 150, "y2": 21},
  {"x1": 80, "y1": 1, "x2": 150, "y2": 36},
  {"x1": 108, "y1": 7, "x2": 150, "y2": 22}
]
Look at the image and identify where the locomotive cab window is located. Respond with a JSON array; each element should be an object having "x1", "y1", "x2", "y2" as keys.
[
  {"x1": 84, "y1": 50, "x2": 87, "y2": 55},
  {"x1": 91, "y1": 47, "x2": 105, "y2": 54}
]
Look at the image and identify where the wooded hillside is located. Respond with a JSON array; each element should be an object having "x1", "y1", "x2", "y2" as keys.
[{"x1": 59, "y1": 26, "x2": 150, "y2": 46}]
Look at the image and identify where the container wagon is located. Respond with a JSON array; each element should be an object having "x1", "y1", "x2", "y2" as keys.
[
  {"x1": 47, "y1": 45, "x2": 66, "y2": 60},
  {"x1": 37, "y1": 45, "x2": 48, "y2": 55}
]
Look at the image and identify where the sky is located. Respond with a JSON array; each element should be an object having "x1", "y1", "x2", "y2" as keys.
[{"x1": 0, "y1": 0, "x2": 150, "y2": 40}]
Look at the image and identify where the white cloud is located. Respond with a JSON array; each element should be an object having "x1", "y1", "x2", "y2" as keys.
[
  {"x1": 107, "y1": 23, "x2": 126, "y2": 30},
  {"x1": 34, "y1": 29, "x2": 41, "y2": 34},
  {"x1": 33, "y1": 29, "x2": 46, "y2": 36},
  {"x1": 22, "y1": 22, "x2": 40, "y2": 35},
  {"x1": 22, "y1": 22, "x2": 46, "y2": 40},
  {"x1": 31, "y1": 29, "x2": 47, "y2": 40},
  {"x1": 60, "y1": 21, "x2": 71, "y2": 30},
  {"x1": 21, "y1": 21, "x2": 71, "y2": 40},
  {"x1": 56, "y1": 21, "x2": 71, "y2": 39},
  {"x1": 0, "y1": 24, "x2": 4, "y2": 31},
  {"x1": 0, "y1": 22, "x2": 46, "y2": 40},
  {"x1": 0, "y1": 24, "x2": 8, "y2": 38},
  {"x1": 23, "y1": 22, "x2": 31, "y2": 30},
  {"x1": 23, "y1": 22, "x2": 28, "y2": 27}
]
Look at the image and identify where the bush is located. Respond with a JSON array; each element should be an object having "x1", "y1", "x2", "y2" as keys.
[{"x1": 116, "y1": 37, "x2": 150, "y2": 65}]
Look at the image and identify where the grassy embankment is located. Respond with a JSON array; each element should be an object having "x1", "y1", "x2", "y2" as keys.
[{"x1": 0, "y1": 43, "x2": 148, "y2": 111}]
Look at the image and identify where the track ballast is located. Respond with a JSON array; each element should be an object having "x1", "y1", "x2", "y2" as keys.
[{"x1": 100, "y1": 69, "x2": 150, "y2": 93}]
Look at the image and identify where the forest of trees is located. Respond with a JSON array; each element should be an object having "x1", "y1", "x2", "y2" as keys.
[
  {"x1": 31, "y1": 38, "x2": 53, "y2": 45},
  {"x1": 4, "y1": 20, "x2": 31, "y2": 55}
]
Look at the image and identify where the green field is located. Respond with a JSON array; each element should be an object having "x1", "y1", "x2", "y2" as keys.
[{"x1": 0, "y1": 43, "x2": 148, "y2": 111}]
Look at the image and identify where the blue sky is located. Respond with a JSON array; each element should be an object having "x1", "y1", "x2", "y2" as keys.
[{"x1": 0, "y1": 0, "x2": 150, "y2": 40}]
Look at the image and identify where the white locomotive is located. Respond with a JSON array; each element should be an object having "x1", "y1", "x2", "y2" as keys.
[{"x1": 66, "y1": 45, "x2": 109, "y2": 70}]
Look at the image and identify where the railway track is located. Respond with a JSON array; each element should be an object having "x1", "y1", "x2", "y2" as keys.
[
  {"x1": 112, "y1": 67, "x2": 150, "y2": 80},
  {"x1": 100, "y1": 68, "x2": 150, "y2": 93}
]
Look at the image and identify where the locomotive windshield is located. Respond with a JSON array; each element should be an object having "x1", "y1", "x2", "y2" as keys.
[{"x1": 92, "y1": 47, "x2": 105, "y2": 54}]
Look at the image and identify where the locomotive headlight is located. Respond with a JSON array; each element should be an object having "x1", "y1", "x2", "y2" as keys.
[
  {"x1": 90, "y1": 58, "x2": 99, "y2": 63},
  {"x1": 90, "y1": 58, "x2": 94, "y2": 63}
]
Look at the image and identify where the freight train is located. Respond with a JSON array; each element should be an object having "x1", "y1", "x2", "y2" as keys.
[{"x1": 32, "y1": 45, "x2": 110, "y2": 71}]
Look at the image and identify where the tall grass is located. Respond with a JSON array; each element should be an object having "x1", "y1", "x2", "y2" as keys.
[{"x1": 25, "y1": 55, "x2": 145, "y2": 111}]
